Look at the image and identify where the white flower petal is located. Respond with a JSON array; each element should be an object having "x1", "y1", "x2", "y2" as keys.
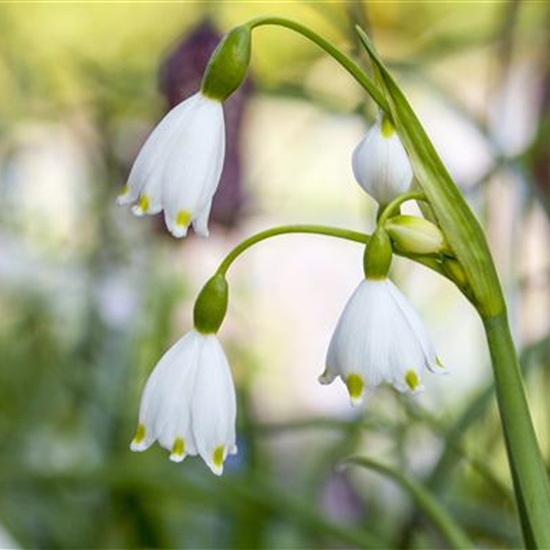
[
  {"x1": 191, "y1": 334, "x2": 237, "y2": 476},
  {"x1": 192, "y1": 200, "x2": 213, "y2": 238},
  {"x1": 352, "y1": 115, "x2": 413, "y2": 204},
  {"x1": 130, "y1": 330, "x2": 237, "y2": 475},
  {"x1": 163, "y1": 208, "x2": 190, "y2": 239},
  {"x1": 318, "y1": 362, "x2": 338, "y2": 385},
  {"x1": 385, "y1": 280, "x2": 443, "y2": 373},
  {"x1": 130, "y1": 331, "x2": 202, "y2": 459},
  {"x1": 118, "y1": 92, "x2": 226, "y2": 237},
  {"x1": 129, "y1": 97, "x2": 198, "y2": 192},
  {"x1": 162, "y1": 96, "x2": 225, "y2": 233},
  {"x1": 326, "y1": 281, "x2": 391, "y2": 385},
  {"x1": 116, "y1": 184, "x2": 140, "y2": 207},
  {"x1": 121, "y1": 98, "x2": 198, "y2": 213},
  {"x1": 324, "y1": 278, "x2": 439, "y2": 404}
]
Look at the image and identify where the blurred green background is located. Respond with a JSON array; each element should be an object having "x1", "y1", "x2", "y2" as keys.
[{"x1": 1, "y1": 1, "x2": 550, "y2": 548}]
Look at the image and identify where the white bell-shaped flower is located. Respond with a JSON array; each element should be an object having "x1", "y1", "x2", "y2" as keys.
[
  {"x1": 320, "y1": 279, "x2": 445, "y2": 406},
  {"x1": 130, "y1": 330, "x2": 237, "y2": 475},
  {"x1": 352, "y1": 115, "x2": 413, "y2": 205},
  {"x1": 117, "y1": 91, "x2": 225, "y2": 238}
]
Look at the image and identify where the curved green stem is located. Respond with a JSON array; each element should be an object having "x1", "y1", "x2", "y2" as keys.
[
  {"x1": 377, "y1": 190, "x2": 427, "y2": 226},
  {"x1": 246, "y1": 16, "x2": 388, "y2": 113},
  {"x1": 216, "y1": 224, "x2": 462, "y2": 288},
  {"x1": 217, "y1": 225, "x2": 369, "y2": 276},
  {"x1": 342, "y1": 456, "x2": 473, "y2": 549}
]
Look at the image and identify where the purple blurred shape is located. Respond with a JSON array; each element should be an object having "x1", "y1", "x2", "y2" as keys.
[
  {"x1": 321, "y1": 471, "x2": 365, "y2": 524},
  {"x1": 159, "y1": 20, "x2": 251, "y2": 230}
]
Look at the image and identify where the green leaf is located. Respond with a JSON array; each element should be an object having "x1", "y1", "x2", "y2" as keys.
[{"x1": 342, "y1": 455, "x2": 473, "y2": 549}]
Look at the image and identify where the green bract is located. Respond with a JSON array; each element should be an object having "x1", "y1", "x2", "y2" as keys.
[
  {"x1": 385, "y1": 215, "x2": 450, "y2": 256},
  {"x1": 201, "y1": 26, "x2": 251, "y2": 102},
  {"x1": 193, "y1": 273, "x2": 229, "y2": 334}
]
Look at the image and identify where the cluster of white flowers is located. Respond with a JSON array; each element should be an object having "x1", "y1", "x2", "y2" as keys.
[{"x1": 121, "y1": 76, "x2": 443, "y2": 474}]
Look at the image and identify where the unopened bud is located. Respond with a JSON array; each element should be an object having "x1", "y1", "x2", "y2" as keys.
[
  {"x1": 201, "y1": 26, "x2": 251, "y2": 102},
  {"x1": 385, "y1": 215, "x2": 449, "y2": 255}
]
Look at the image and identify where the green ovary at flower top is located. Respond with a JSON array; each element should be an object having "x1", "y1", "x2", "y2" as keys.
[{"x1": 117, "y1": 26, "x2": 251, "y2": 239}]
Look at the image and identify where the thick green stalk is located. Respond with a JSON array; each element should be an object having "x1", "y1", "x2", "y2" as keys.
[
  {"x1": 246, "y1": 16, "x2": 388, "y2": 113},
  {"x1": 483, "y1": 313, "x2": 550, "y2": 549}
]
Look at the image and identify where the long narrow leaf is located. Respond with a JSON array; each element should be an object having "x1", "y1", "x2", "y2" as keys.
[{"x1": 343, "y1": 456, "x2": 473, "y2": 549}]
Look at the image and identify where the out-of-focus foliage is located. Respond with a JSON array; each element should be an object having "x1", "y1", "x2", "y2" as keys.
[{"x1": 1, "y1": 1, "x2": 550, "y2": 548}]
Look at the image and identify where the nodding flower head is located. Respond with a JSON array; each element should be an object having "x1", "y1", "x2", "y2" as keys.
[
  {"x1": 320, "y1": 278, "x2": 446, "y2": 406},
  {"x1": 117, "y1": 91, "x2": 225, "y2": 238},
  {"x1": 130, "y1": 330, "x2": 237, "y2": 475},
  {"x1": 352, "y1": 114, "x2": 413, "y2": 205}
]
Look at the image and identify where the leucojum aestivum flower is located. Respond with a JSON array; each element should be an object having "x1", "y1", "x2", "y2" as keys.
[{"x1": 117, "y1": 17, "x2": 550, "y2": 548}]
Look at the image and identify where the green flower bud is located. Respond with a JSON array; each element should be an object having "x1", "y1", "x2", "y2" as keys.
[
  {"x1": 364, "y1": 228, "x2": 393, "y2": 279},
  {"x1": 201, "y1": 26, "x2": 251, "y2": 102},
  {"x1": 193, "y1": 273, "x2": 229, "y2": 334},
  {"x1": 385, "y1": 215, "x2": 450, "y2": 255}
]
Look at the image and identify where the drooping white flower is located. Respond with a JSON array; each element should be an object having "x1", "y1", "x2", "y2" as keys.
[
  {"x1": 352, "y1": 115, "x2": 413, "y2": 205},
  {"x1": 130, "y1": 330, "x2": 237, "y2": 475},
  {"x1": 117, "y1": 91, "x2": 225, "y2": 238},
  {"x1": 320, "y1": 279, "x2": 445, "y2": 406}
]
